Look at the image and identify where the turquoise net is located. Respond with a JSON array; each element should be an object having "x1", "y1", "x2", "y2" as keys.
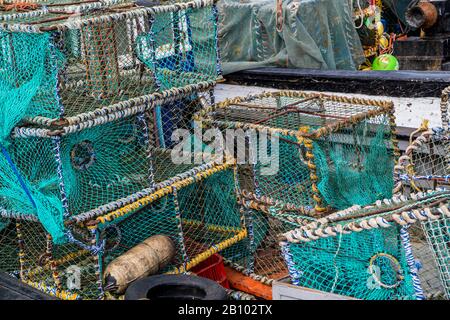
[
  {"x1": 284, "y1": 226, "x2": 417, "y2": 300},
  {"x1": 313, "y1": 119, "x2": 395, "y2": 209}
]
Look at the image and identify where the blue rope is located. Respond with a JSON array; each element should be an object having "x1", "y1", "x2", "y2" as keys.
[
  {"x1": 400, "y1": 226, "x2": 425, "y2": 300},
  {"x1": 0, "y1": 144, "x2": 37, "y2": 209},
  {"x1": 65, "y1": 230, "x2": 105, "y2": 255}
]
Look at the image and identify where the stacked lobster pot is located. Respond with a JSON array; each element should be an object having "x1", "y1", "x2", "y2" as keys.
[
  {"x1": 197, "y1": 88, "x2": 450, "y2": 300},
  {"x1": 0, "y1": 0, "x2": 248, "y2": 300},
  {"x1": 195, "y1": 90, "x2": 424, "y2": 297}
]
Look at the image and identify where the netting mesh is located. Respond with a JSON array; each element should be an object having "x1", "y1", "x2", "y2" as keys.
[
  {"x1": 0, "y1": 32, "x2": 50, "y2": 141},
  {"x1": 223, "y1": 195, "x2": 315, "y2": 283},
  {"x1": 278, "y1": 189, "x2": 450, "y2": 300},
  {"x1": 395, "y1": 129, "x2": 450, "y2": 299},
  {"x1": 409, "y1": 222, "x2": 448, "y2": 299},
  {"x1": 197, "y1": 92, "x2": 398, "y2": 212},
  {"x1": 284, "y1": 226, "x2": 417, "y2": 300},
  {"x1": 218, "y1": 0, "x2": 365, "y2": 74},
  {"x1": 0, "y1": 164, "x2": 245, "y2": 299},
  {"x1": 313, "y1": 116, "x2": 395, "y2": 209},
  {"x1": 0, "y1": 0, "x2": 219, "y2": 122},
  {"x1": 421, "y1": 217, "x2": 450, "y2": 299}
]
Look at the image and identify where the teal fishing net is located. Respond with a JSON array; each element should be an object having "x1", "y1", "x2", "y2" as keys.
[
  {"x1": 1, "y1": 85, "x2": 212, "y2": 244},
  {"x1": 395, "y1": 129, "x2": 450, "y2": 298},
  {"x1": 284, "y1": 226, "x2": 417, "y2": 300},
  {"x1": 313, "y1": 118, "x2": 395, "y2": 209},
  {"x1": 223, "y1": 200, "x2": 313, "y2": 281},
  {"x1": 383, "y1": 0, "x2": 413, "y2": 25},
  {"x1": 3, "y1": 115, "x2": 154, "y2": 244}
]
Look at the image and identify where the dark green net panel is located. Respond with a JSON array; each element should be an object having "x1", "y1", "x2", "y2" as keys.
[
  {"x1": 313, "y1": 114, "x2": 395, "y2": 209},
  {"x1": 285, "y1": 226, "x2": 417, "y2": 300}
]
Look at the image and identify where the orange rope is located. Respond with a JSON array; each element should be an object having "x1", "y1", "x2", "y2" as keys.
[
  {"x1": 380, "y1": 33, "x2": 396, "y2": 55},
  {"x1": 1, "y1": 2, "x2": 39, "y2": 11}
]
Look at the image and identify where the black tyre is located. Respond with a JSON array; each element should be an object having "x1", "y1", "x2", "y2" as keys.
[{"x1": 124, "y1": 274, "x2": 228, "y2": 300}]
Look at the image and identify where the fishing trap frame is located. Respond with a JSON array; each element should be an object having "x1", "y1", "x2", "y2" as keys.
[
  {"x1": 223, "y1": 190, "x2": 316, "y2": 286},
  {"x1": 394, "y1": 126, "x2": 450, "y2": 299},
  {"x1": 196, "y1": 90, "x2": 400, "y2": 213}
]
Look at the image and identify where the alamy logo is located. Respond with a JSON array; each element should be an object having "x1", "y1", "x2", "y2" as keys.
[
  {"x1": 66, "y1": 265, "x2": 81, "y2": 290},
  {"x1": 171, "y1": 125, "x2": 280, "y2": 176}
]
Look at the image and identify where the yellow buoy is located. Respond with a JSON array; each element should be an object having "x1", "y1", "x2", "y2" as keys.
[
  {"x1": 376, "y1": 21, "x2": 384, "y2": 36},
  {"x1": 379, "y1": 36, "x2": 389, "y2": 49}
]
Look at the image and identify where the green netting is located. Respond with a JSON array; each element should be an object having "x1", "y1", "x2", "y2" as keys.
[
  {"x1": 0, "y1": 32, "x2": 63, "y2": 238},
  {"x1": 0, "y1": 0, "x2": 219, "y2": 121},
  {"x1": 218, "y1": 0, "x2": 365, "y2": 74},
  {"x1": 421, "y1": 217, "x2": 450, "y2": 299},
  {"x1": 285, "y1": 226, "x2": 416, "y2": 300},
  {"x1": 99, "y1": 195, "x2": 182, "y2": 269},
  {"x1": 253, "y1": 134, "x2": 314, "y2": 207},
  {"x1": 313, "y1": 118, "x2": 395, "y2": 209},
  {"x1": 0, "y1": 165, "x2": 244, "y2": 299},
  {"x1": 198, "y1": 92, "x2": 397, "y2": 211},
  {"x1": 0, "y1": 222, "x2": 19, "y2": 272}
]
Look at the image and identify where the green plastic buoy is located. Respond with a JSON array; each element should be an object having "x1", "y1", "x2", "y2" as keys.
[{"x1": 372, "y1": 54, "x2": 399, "y2": 71}]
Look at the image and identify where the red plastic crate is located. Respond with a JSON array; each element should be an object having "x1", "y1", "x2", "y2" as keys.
[{"x1": 191, "y1": 254, "x2": 230, "y2": 289}]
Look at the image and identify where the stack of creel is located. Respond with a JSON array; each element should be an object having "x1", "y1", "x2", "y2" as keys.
[
  {"x1": 0, "y1": 0, "x2": 247, "y2": 300},
  {"x1": 196, "y1": 90, "x2": 401, "y2": 296}
]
